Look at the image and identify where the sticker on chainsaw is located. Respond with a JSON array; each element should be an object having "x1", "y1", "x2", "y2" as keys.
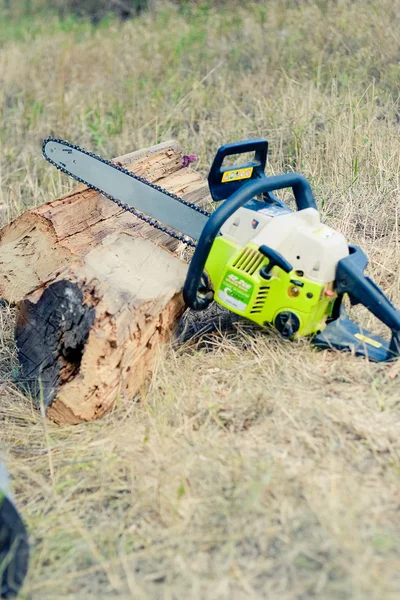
[
  {"x1": 354, "y1": 333, "x2": 382, "y2": 348},
  {"x1": 222, "y1": 167, "x2": 253, "y2": 183},
  {"x1": 218, "y1": 270, "x2": 254, "y2": 312}
]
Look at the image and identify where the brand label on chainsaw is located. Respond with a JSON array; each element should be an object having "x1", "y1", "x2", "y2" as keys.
[
  {"x1": 218, "y1": 270, "x2": 254, "y2": 312},
  {"x1": 222, "y1": 167, "x2": 253, "y2": 183}
]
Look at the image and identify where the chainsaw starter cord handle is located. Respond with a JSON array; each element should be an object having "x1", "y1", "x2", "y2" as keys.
[{"x1": 183, "y1": 173, "x2": 317, "y2": 311}]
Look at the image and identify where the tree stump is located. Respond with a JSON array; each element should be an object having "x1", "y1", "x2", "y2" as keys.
[{"x1": 0, "y1": 141, "x2": 211, "y2": 424}]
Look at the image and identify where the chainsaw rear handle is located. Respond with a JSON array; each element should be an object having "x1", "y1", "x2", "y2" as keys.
[
  {"x1": 208, "y1": 138, "x2": 269, "y2": 202},
  {"x1": 334, "y1": 246, "x2": 400, "y2": 357},
  {"x1": 183, "y1": 174, "x2": 317, "y2": 311}
]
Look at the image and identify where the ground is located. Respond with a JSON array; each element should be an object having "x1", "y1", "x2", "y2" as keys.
[{"x1": 0, "y1": 1, "x2": 400, "y2": 598}]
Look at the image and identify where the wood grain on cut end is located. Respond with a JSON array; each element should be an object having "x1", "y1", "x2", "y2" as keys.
[{"x1": 0, "y1": 213, "x2": 72, "y2": 303}]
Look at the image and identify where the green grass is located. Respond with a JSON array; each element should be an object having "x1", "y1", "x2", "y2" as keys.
[
  {"x1": 1, "y1": 1, "x2": 400, "y2": 598},
  {"x1": 0, "y1": 12, "x2": 105, "y2": 44}
]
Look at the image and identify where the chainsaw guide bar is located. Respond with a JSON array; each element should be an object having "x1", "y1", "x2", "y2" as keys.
[{"x1": 42, "y1": 137, "x2": 210, "y2": 247}]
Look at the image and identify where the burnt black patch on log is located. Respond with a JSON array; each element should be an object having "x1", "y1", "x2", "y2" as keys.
[{"x1": 15, "y1": 280, "x2": 95, "y2": 408}]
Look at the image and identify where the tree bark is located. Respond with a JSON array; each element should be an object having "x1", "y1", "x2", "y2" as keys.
[{"x1": 0, "y1": 141, "x2": 210, "y2": 424}]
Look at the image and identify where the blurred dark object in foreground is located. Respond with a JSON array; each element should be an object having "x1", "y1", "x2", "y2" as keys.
[{"x1": 0, "y1": 461, "x2": 29, "y2": 599}]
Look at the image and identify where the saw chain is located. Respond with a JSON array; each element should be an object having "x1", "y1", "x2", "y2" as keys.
[{"x1": 42, "y1": 137, "x2": 211, "y2": 248}]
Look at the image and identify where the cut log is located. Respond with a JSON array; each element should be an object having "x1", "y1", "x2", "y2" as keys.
[{"x1": 0, "y1": 141, "x2": 211, "y2": 424}]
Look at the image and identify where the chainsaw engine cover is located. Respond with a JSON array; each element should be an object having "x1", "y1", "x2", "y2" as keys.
[{"x1": 205, "y1": 206, "x2": 349, "y2": 338}]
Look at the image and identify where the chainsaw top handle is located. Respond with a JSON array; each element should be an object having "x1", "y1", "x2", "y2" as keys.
[
  {"x1": 208, "y1": 138, "x2": 269, "y2": 202},
  {"x1": 183, "y1": 173, "x2": 317, "y2": 311}
]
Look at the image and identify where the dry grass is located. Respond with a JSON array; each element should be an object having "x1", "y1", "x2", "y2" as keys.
[{"x1": 1, "y1": 1, "x2": 400, "y2": 598}]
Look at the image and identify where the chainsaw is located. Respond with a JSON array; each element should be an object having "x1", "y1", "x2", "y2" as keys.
[{"x1": 43, "y1": 137, "x2": 400, "y2": 362}]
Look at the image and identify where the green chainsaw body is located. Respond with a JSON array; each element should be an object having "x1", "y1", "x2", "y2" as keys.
[
  {"x1": 183, "y1": 139, "x2": 400, "y2": 360},
  {"x1": 205, "y1": 236, "x2": 334, "y2": 338}
]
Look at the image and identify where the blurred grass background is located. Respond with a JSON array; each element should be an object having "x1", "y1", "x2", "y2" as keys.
[{"x1": 1, "y1": 1, "x2": 400, "y2": 598}]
